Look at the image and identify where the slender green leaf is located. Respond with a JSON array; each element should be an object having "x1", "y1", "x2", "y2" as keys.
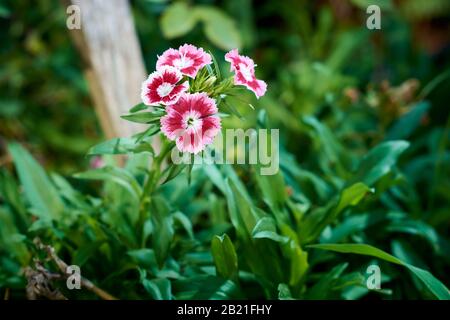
[
  {"x1": 352, "y1": 141, "x2": 409, "y2": 186},
  {"x1": 252, "y1": 217, "x2": 289, "y2": 243},
  {"x1": 8, "y1": 143, "x2": 65, "y2": 220},
  {"x1": 128, "y1": 249, "x2": 158, "y2": 272},
  {"x1": 301, "y1": 183, "x2": 372, "y2": 243},
  {"x1": 278, "y1": 283, "x2": 294, "y2": 300},
  {"x1": 173, "y1": 211, "x2": 194, "y2": 239},
  {"x1": 121, "y1": 111, "x2": 165, "y2": 124},
  {"x1": 142, "y1": 278, "x2": 172, "y2": 300},
  {"x1": 151, "y1": 197, "x2": 174, "y2": 267},
  {"x1": 73, "y1": 166, "x2": 142, "y2": 201},
  {"x1": 386, "y1": 102, "x2": 430, "y2": 140},
  {"x1": 306, "y1": 263, "x2": 348, "y2": 299},
  {"x1": 129, "y1": 103, "x2": 148, "y2": 113},
  {"x1": 88, "y1": 137, "x2": 154, "y2": 156},
  {"x1": 308, "y1": 243, "x2": 450, "y2": 300},
  {"x1": 211, "y1": 234, "x2": 238, "y2": 280}
]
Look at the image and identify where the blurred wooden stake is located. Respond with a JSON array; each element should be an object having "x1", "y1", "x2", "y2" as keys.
[
  {"x1": 3, "y1": 288, "x2": 10, "y2": 300},
  {"x1": 64, "y1": 0, "x2": 147, "y2": 139}
]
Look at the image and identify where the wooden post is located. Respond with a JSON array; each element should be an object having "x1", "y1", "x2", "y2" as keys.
[{"x1": 64, "y1": 0, "x2": 147, "y2": 139}]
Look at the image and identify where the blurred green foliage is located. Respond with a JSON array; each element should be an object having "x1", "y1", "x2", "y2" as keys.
[
  {"x1": 1, "y1": 0, "x2": 450, "y2": 300},
  {"x1": 0, "y1": 0, "x2": 100, "y2": 173}
]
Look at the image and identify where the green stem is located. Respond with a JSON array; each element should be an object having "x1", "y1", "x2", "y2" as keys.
[{"x1": 138, "y1": 140, "x2": 174, "y2": 247}]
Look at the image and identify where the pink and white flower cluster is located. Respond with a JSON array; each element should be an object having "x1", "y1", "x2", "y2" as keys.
[{"x1": 140, "y1": 44, "x2": 267, "y2": 154}]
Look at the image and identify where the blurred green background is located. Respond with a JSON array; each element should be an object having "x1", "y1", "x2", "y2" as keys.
[{"x1": 1, "y1": 0, "x2": 450, "y2": 300}]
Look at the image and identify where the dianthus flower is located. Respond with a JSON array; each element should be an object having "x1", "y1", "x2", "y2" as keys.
[
  {"x1": 157, "y1": 44, "x2": 212, "y2": 78},
  {"x1": 161, "y1": 93, "x2": 221, "y2": 154},
  {"x1": 141, "y1": 66, "x2": 189, "y2": 106},
  {"x1": 225, "y1": 49, "x2": 267, "y2": 98}
]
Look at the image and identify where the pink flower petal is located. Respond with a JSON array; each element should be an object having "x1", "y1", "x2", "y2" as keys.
[
  {"x1": 161, "y1": 92, "x2": 221, "y2": 154},
  {"x1": 225, "y1": 49, "x2": 267, "y2": 98},
  {"x1": 141, "y1": 66, "x2": 189, "y2": 106},
  {"x1": 156, "y1": 44, "x2": 212, "y2": 78}
]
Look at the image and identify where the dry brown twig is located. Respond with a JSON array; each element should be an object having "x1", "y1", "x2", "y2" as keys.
[
  {"x1": 25, "y1": 262, "x2": 67, "y2": 300},
  {"x1": 27, "y1": 238, "x2": 117, "y2": 300}
]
